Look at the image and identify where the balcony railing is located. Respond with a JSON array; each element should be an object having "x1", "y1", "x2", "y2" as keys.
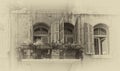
[{"x1": 17, "y1": 43, "x2": 83, "y2": 59}]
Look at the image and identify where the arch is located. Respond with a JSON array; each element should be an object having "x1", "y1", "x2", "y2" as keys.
[
  {"x1": 93, "y1": 23, "x2": 109, "y2": 55},
  {"x1": 94, "y1": 23, "x2": 108, "y2": 36},
  {"x1": 64, "y1": 22, "x2": 74, "y2": 35},
  {"x1": 94, "y1": 28, "x2": 107, "y2": 35},
  {"x1": 33, "y1": 22, "x2": 50, "y2": 43},
  {"x1": 33, "y1": 22, "x2": 50, "y2": 31},
  {"x1": 94, "y1": 23, "x2": 108, "y2": 31}
]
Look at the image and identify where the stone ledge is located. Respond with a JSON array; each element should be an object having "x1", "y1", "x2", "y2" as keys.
[
  {"x1": 91, "y1": 55, "x2": 112, "y2": 59},
  {"x1": 21, "y1": 59, "x2": 82, "y2": 63}
]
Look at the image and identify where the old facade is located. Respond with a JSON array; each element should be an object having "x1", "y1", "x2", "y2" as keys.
[{"x1": 10, "y1": 9, "x2": 110, "y2": 60}]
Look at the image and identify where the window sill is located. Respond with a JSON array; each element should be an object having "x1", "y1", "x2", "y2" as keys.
[{"x1": 92, "y1": 55, "x2": 111, "y2": 59}]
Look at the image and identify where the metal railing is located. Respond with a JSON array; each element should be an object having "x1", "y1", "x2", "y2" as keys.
[{"x1": 17, "y1": 43, "x2": 83, "y2": 59}]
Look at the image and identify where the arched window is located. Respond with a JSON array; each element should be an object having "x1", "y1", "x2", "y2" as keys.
[
  {"x1": 94, "y1": 23, "x2": 109, "y2": 55},
  {"x1": 64, "y1": 23, "x2": 74, "y2": 43},
  {"x1": 33, "y1": 23, "x2": 50, "y2": 44}
]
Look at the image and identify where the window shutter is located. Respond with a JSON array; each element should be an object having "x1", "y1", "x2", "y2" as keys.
[
  {"x1": 74, "y1": 17, "x2": 81, "y2": 44},
  {"x1": 59, "y1": 17, "x2": 64, "y2": 43},
  {"x1": 84, "y1": 23, "x2": 94, "y2": 54},
  {"x1": 51, "y1": 23, "x2": 55, "y2": 43},
  {"x1": 74, "y1": 18, "x2": 78, "y2": 43}
]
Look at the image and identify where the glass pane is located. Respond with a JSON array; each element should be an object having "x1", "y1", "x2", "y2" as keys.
[{"x1": 94, "y1": 28, "x2": 106, "y2": 35}]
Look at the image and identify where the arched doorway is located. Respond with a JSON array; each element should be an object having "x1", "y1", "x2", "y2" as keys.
[
  {"x1": 64, "y1": 23, "x2": 75, "y2": 59},
  {"x1": 64, "y1": 23, "x2": 74, "y2": 44},
  {"x1": 33, "y1": 23, "x2": 51, "y2": 58},
  {"x1": 94, "y1": 23, "x2": 109, "y2": 55}
]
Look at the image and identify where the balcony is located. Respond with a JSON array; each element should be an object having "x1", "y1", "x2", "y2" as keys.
[{"x1": 17, "y1": 43, "x2": 83, "y2": 59}]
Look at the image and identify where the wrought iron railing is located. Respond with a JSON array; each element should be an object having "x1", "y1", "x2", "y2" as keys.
[{"x1": 17, "y1": 43, "x2": 83, "y2": 59}]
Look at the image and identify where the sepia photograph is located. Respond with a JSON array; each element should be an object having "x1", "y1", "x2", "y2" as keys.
[{"x1": 0, "y1": 0, "x2": 120, "y2": 71}]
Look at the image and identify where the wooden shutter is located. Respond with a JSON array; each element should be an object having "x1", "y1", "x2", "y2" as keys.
[
  {"x1": 51, "y1": 22, "x2": 55, "y2": 43},
  {"x1": 84, "y1": 23, "x2": 94, "y2": 54},
  {"x1": 74, "y1": 18, "x2": 81, "y2": 44},
  {"x1": 59, "y1": 17, "x2": 64, "y2": 43}
]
